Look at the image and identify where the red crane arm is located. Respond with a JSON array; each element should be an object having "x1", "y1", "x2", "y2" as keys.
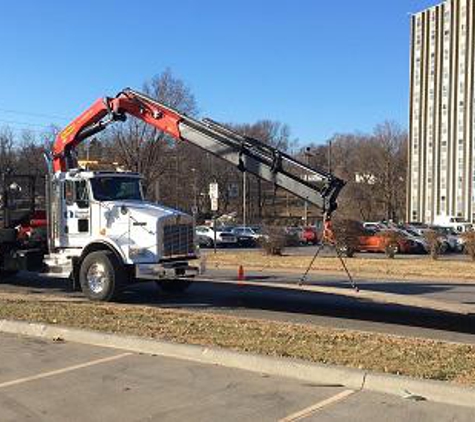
[
  {"x1": 51, "y1": 88, "x2": 345, "y2": 215},
  {"x1": 52, "y1": 91, "x2": 182, "y2": 172}
]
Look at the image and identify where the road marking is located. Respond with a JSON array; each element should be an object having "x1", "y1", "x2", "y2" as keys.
[
  {"x1": 0, "y1": 352, "x2": 132, "y2": 389},
  {"x1": 279, "y1": 389, "x2": 356, "y2": 422}
]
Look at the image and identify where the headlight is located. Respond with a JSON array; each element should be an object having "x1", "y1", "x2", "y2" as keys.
[{"x1": 129, "y1": 247, "x2": 149, "y2": 258}]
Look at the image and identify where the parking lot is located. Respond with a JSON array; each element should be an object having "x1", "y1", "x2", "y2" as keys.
[{"x1": 0, "y1": 332, "x2": 473, "y2": 422}]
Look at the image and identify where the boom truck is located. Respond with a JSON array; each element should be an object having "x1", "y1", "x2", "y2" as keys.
[{"x1": 0, "y1": 89, "x2": 345, "y2": 301}]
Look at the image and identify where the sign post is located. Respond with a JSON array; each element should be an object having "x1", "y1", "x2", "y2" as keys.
[{"x1": 209, "y1": 183, "x2": 219, "y2": 254}]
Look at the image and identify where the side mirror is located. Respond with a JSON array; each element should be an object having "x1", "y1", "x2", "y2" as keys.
[{"x1": 8, "y1": 182, "x2": 22, "y2": 193}]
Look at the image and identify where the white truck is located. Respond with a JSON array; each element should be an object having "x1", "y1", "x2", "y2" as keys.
[
  {"x1": 0, "y1": 88, "x2": 344, "y2": 301},
  {"x1": 433, "y1": 215, "x2": 472, "y2": 233}
]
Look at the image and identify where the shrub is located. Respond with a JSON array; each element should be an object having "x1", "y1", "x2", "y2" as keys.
[
  {"x1": 461, "y1": 231, "x2": 475, "y2": 261},
  {"x1": 283, "y1": 229, "x2": 302, "y2": 247},
  {"x1": 377, "y1": 230, "x2": 403, "y2": 259},
  {"x1": 260, "y1": 226, "x2": 287, "y2": 256},
  {"x1": 331, "y1": 218, "x2": 364, "y2": 258},
  {"x1": 423, "y1": 230, "x2": 442, "y2": 260}
]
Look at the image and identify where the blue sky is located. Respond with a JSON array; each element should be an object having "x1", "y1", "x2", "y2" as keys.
[{"x1": 0, "y1": 0, "x2": 440, "y2": 145}]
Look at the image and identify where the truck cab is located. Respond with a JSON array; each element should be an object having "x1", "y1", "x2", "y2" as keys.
[{"x1": 45, "y1": 169, "x2": 199, "y2": 300}]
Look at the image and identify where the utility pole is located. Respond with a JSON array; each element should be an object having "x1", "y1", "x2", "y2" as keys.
[
  {"x1": 243, "y1": 171, "x2": 247, "y2": 227},
  {"x1": 191, "y1": 168, "x2": 198, "y2": 217},
  {"x1": 303, "y1": 147, "x2": 312, "y2": 226}
]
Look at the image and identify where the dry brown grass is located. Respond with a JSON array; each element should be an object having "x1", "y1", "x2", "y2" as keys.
[
  {"x1": 0, "y1": 298, "x2": 475, "y2": 385},
  {"x1": 205, "y1": 250, "x2": 475, "y2": 282}
]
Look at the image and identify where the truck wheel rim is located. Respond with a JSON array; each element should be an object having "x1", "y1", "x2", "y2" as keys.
[{"x1": 86, "y1": 263, "x2": 108, "y2": 294}]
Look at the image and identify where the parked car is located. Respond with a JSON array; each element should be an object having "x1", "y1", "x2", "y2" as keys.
[
  {"x1": 284, "y1": 226, "x2": 304, "y2": 246},
  {"x1": 227, "y1": 226, "x2": 264, "y2": 247},
  {"x1": 430, "y1": 226, "x2": 463, "y2": 252},
  {"x1": 195, "y1": 225, "x2": 237, "y2": 247},
  {"x1": 433, "y1": 215, "x2": 473, "y2": 233},
  {"x1": 395, "y1": 227, "x2": 429, "y2": 252},
  {"x1": 337, "y1": 225, "x2": 426, "y2": 257},
  {"x1": 301, "y1": 226, "x2": 319, "y2": 245},
  {"x1": 404, "y1": 224, "x2": 459, "y2": 254},
  {"x1": 362, "y1": 221, "x2": 389, "y2": 231}
]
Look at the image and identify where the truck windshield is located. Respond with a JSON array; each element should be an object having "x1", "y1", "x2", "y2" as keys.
[{"x1": 90, "y1": 177, "x2": 143, "y2": 201}]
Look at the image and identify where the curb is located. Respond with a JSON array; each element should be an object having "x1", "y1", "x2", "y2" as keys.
[{"x1": 0, "y1": 319, "x2": 474, "y2": 408}]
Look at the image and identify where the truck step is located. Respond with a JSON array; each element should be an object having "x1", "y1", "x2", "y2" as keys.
[
  {"x1": 42, "y1": 255, "x2": 73, "y2": 278},
  {"x1": 42, "y1": 265, "x2": 72, "y2": 278}
]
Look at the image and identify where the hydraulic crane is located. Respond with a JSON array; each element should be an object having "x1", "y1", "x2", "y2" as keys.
[
  {"x1": 0, "y1": 88, "x2": 345, "y2": 301},
  {"x1": 52, "y1": 88, "x2": 345, "y2": 216}
]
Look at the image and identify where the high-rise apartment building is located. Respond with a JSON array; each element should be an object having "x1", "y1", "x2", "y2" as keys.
[{"x1": 408, "y1": 0, "x2": 475, "y2": 223}]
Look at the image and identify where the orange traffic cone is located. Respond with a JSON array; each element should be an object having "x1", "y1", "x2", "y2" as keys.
[{"x1": 237, "y1": 265, "x2": 245, "y2": 285}]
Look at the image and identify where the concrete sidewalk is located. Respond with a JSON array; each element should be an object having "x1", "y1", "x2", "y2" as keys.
[
  {"x1": 0, "y1": 331, "x2": 473, "y2": 422},
  {"x1": 1, "y1": 319, "x2": 475, "y2": 408}
]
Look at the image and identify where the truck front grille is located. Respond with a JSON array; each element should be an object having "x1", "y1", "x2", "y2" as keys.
[{"x1": 163, "y1": 224, "x2": 194, "y2": 258}]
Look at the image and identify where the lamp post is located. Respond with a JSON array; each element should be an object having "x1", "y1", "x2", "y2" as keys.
[
  {"x1": 303, "y1": 147, "x2": 313, "y2": 226},
  {"x1": 242, "y1": 171, "x2": 247, "y2": 227},
  {"x1": 191, "y1": 168, "x2": 198, "y2": 216}
]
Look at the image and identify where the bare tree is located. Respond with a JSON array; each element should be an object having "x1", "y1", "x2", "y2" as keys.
[
  {"x1": 224, "y1": 120, "x2": 297, "y2": 222},
  {"x1": 0, "y1": 127, "x2": 16, "y2": 172},
  {"x1": 370, "y1": 121, "x2": 407, "y2": 221},
  {"x1": 298, "y1": 122, "x2": 407, "y2": 223},
  {"x1": 106, "y1": 69, "x2": 197, "y2": 203}
]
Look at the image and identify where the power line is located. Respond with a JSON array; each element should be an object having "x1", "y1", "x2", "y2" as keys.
[
  {"x1": 0, "y1": 106, "x2": 69, "y2": 121},
  {"x1": 0, "y1": 118, "x2": 57, "y2": 130}
]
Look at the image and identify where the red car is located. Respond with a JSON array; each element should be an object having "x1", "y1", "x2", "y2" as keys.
[
  {"x1": 338, "y1": 227, "x2": 425, "y2": 256},
  {"x1": 301, "y1": 226, "x2": 319, "y2": 245}
]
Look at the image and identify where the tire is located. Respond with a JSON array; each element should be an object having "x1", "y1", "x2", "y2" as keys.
[
  {"x1": 439, "y1": 242, "x2": 449, "y2": 255},
  {"x1": 345, "y1": 248, "x2": 355, "y2": 258},
  {"x1": 336, "y1": 245, "x2": 354, "y2": 258},
  {"x1": 79, "y1": 251, "x2": 127, "y2": 301},
  {"x1": 385, "y1": 244, "x2": 398, "y2": 258},
  {"x1": 157, "y1": 279, "x2": 193, "y2": 294}
]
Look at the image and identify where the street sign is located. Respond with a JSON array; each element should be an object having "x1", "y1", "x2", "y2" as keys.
[
  {"x1": 228, "y1": 182, "x2": 239, "y2": 198},
  {"x1": 209, "y1": 182, "x2": 219, "y2": 199},
  {"x1": 210, "y1": 197, "x2": 219, "y2": 212}
]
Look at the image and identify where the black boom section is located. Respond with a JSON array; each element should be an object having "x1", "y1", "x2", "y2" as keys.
[
  {"x1": 126, "y1": 89, "x2": 345, "y2": 214},
  {"x1": 178, "y1": 117, "x2": 344, "y2": 214}
]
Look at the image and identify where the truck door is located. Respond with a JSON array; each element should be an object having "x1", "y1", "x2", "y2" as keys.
[{"x1": 64, "y1": 179, "x2": 91, "y2": 246}]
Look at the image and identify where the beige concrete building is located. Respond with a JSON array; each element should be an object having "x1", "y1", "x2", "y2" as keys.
[{"x1": 408, "y1": 0, "x2": 475, "y2": 223}]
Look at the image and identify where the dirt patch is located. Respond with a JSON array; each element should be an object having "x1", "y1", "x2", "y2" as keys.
[
  {"x1": 205, "y1": 251, "x2": 475, "y2": 282},
  {"x1": 0, "y1": 297, "x2": 475, "y2": 386}
]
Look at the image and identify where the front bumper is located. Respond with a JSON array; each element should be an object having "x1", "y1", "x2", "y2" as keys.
[{"x1": 135, "y1": 261, "x2": 200, "y2": 280}]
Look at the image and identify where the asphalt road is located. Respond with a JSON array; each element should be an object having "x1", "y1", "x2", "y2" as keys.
[
  {"x1": 2, "y1": 269, "x2": 475, "y2": 345},
  {"x1": 0, "y1": 332, "x2": 473, "y2": 422}
]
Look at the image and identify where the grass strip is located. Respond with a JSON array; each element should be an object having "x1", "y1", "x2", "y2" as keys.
[
  {"x1": 0, "y1": 298, "x2": 474, "y2": 386},
  {"x1": 205, "y1": 251, "x2": 475, "y2": 282}
]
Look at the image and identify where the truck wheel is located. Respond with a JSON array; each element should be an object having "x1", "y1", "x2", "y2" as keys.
[
  {"x1": 79, "y1": 251, "x2": 127, "y2": 301},
  {"x1": 157, "y1": 279, "x2": 193, "y2": 294}
]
